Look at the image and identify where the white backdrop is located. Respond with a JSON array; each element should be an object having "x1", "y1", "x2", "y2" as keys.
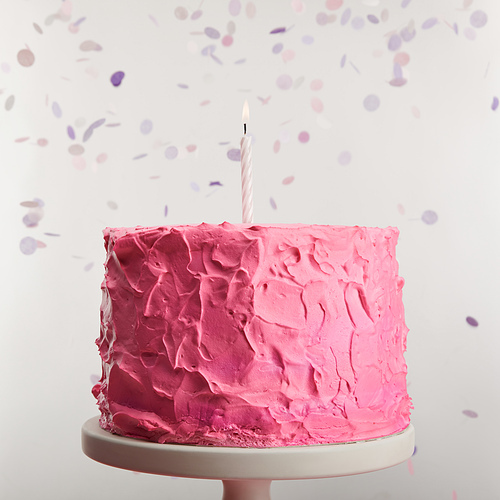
[{"x1": 2, "y1": 1, "x2": 499, "y2": 499}]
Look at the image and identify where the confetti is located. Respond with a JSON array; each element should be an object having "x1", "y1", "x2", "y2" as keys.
[
  {"x1": 463, "y1": 27, "x2": 476, "y2": 41},
  {"x1": 44, "y1": 232, "x2": 61, "y2": 237},
  {"x1": 338, "y1": 151, "x2": 351, "y2": 165},
  {"x1": 381, "y1": 9, "x2": 389, "y2": 22},
  {"x1": 23, "y1": 211, "x2": 43, "y2": 228},
  {"x1": 394, "y1": 52, "x2": 410, "y2": 66},
  {"x1": 422, "y1": 18, "x2": 438, "y2": 29},
  {"x1": 291, "y1": 0, "x2": 305, "y2": 13},
  {"x1": 466, "y1": 316, "x2": 479, "y2": 327},
  {"x1": 227, "y1": 21, "x2": 236, "y2": 34},
  {"x1": 351, "y1": 17, "x2": 365, "y2": 30},
  {"x1": 246, "y1": 2, "x2": 256, "y2": 18},
  {"x1": 367, "y1": 14, "x2": 379, "y2": 24},
  {"x1": 165, "y1": 146, "x2": 178, "y2": 160},
  {"x1": 37, "y1": 138, "x2": 48, "y2": 147},
  {"x1": 340, "y1": 8, "x2": 351, "y2": 25},
  {"x1": 229, "y1": 0, "x2": 241, "y2": 16},
  {"x1": 363, "y1": 94, "x2": 380, "y2": 111},
  {"x1": 133, "y1": 154, "x2": 148, "y2": 160},
  {"x1": 191, "y1": 182, "x2": 200, "y2": 192},
  {"x1": 222, "y1": 35, "x2": 233, "y2": 47},
  {"x1": 270, "y1": 197, "x2": 277, "y2": 210},
  {"x1": 110, "y1": 71, "x2": 125, "y2": 87},
  {"x1": 201, "y1": 45, "x2": 216, "y2": 56},
  {"x1": 67, "y1": 126, "x2": 76, "y2": 140},
  {"x1": 282, "y1": 176, "x2": 294, "y2": 185},
  {"x1": 178, "y1": 83, "x2": 189, "y2": 89},
  {"x1": 96, "y1": 153, "x2": 108, "y2": 163},
  {"x1": 227, "y1": 148, "x2": 241, "y2": 161},
  {"x1": 326, "y1": 0, "x2": 343, "y2": 10},
  {"x1": 17, "y1": 48, "x2": 35, "y2": 67},
  {"x1": 83, "y1": 118, "x2": 105, "y2": 142},
  {"x1": 316, "y1": 13, "x2": 328, "y2": 26},
  {"x1": 470, "y1": 10, "x2": 487, "y2": 28},
  {"x1": 302, "y1": 35, "x2": 314, "y2": 44},
  {"x1": 421, "y1": 210, "x2": 438, "y2": 224},
  {"x1": 186, "y1": 144, "x2": 197, "y2": 152},
  {"x1": 390, "y1": 78, "x2": 407, "y2": 87},
  {"x1": 205, "y1": 27, "x2": 220, "y2": 39},
  {"x1": 272, "y1": 43, "x2": 283, "y2": 54},
  {"x1": 210, "y1": 54, "x2": 223, "y2": 65},
  {"x1": 52, "y1": 102, "x2": 62, "y2": 118},
  {"x1": 273, "y1": 140, "x2": 281, "y2": 153},
  {"x1": 209, "y1": 181, "x2": 223, "y2": 187},
  {"x1": 311, "y1": 97, "x2": 324, "y2": 113},
  {"x1": 20, "y1": 200, "x2": 39, "y2": 208},
  {"x1": 462, "y1": 410, "x2": 478, "y2": 418},
  {"x1": 298, "y1": 131, "x2": 310, "y2": 143},
  {"x1": 276, "y1": 74, "x2": 293, "y2": 90},
  {"x1": 5, "y1": 95, "x2": 14, "y2": 111},
  {"x1": 270, "y1": 27, "x2": 287, "y2": 34},
  {"x1": 164, "y1": 205, "x2": 168, "y2": 217},
  {"x1": 84, "y1": 262, "x2": 94, "y2": 272},
  {"x1": 397, "y1": 204, "x2": 405, "y2": 215},
  {"x1": 191, "y1": 10, "x2": 203, "y2": 20},
  {"x1": 340, "y1": 54, "x2": 347, "y2": 68},
  {"x1": 388, "y1": 34, "x2": 402, "y2": 51},
  {"x1": 68, "y1": 144, "x2": 84, "y2": 155},
  {"x1": 282, "y1": 49, "x2": 295, "y2": 62},
  {"x1": 1, "y1": 62, "x2": 11, "y2": 73},
  {"x1": 174, "y1": 6, "x2": 188, "y2": 20},
  {"x1": 15, "y1": 137, "x2": 30, "y2": 143},
  {"x1": 72, "y1": 156, "x2": 86, "y2": 170},
  {"x1": 401, "y1": 0, "x2": 412, "y2": 7},
  {"x1": 492, "y1": 97, "x2": 499, "y2": 111},
  {"x1": 407, "y1": 458, "x2": 414, "y2": 475},
  {"x1": 411, "y1": 106, "x2": 420, "y2": 118},
  {"x1": 33, "y1": 22, "x2": 43, "y2": 34},
  {"x1": 80, "y1": 40, "x2": 102, "y2": 51},
  {"x1": 400, "y1": 26, "x2": 416, "y2": 42},
  {"x1": 20, "y1": 237, "x2": 37, "y2": 255},
  {"x1": 107, "y1": 201, "x2": 118, "y2": 210},
  {"x1": 140, "y1": 119, "x2": 153, "y2": 135}
]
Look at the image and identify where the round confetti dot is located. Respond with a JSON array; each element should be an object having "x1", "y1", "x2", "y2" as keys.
[
  {"x1": 394, "y1": 52, "x2": 410, "y2": 66},
  {"x1": 1, "y1": 62, "x2": 11, "y2": 73},
  {"x1": 186, "y1": 144, "x2": 197, "y2": 152},
  {"x1": 246, "y1": 2, "x2": 256, "y2": 18},
  {"x1": 23, "y1": 212, "x2": 42, "y2": 228},
  {"x1": 421, "y1": 210, "x2": 438, "y2": 224},
  {"x1": 422, "y1": 18, "x2": 438, "y2": 29},
  {"x1": 463, "y1": 27, "x2": 476, "y2": 41},
  {"x1": 340, "y1": 8, "x2": 351, "y2": 25},
  {"x1": 165, "y1": 146, "x2": 178, "y2": 160},
  {"x1": 20, "y1": 237, "x2": 37, "y2": 255},
  {"x1": 72, "y1": 156, "x2": 86, "y2": 170},
  {"x1": 5, "y1": 95, "x2": 15, "y2": 111},
  {"x1": 205, "y1": 27, "x2": 220, "y2": 39},
  {"x1": 140, "y1": 119, "x2": 153, "y2": 135},
  {"x1": 282, "y1": 49, "x2": 295, "y2": 62},
  {"x1": 388, "y1": 34, "x2": 402, "y2": 51},
  {"x1": 466, "y1": 316, "x2": 479, "y2": 327},
  {"x1": 326, "y1": 0, "x2": 343, "y2": 10},
  {"x1": 363, "y1": 94, "x2": 380, "y2": 112},
  {"x1": 279, "y1": 130, "x2": 290, "y2": 143},
  {"x1": 338, "y1": 151, "x2": 351, "y2": 165},
  {"x1": 69, "y1": 144, "x2": 84, "y2": 156},
  {"x1": 272, "y1": 43, "x2": 283, "y2": 54},
  {"x1": 96, "y1": 153, "x2": 108, "y2": 163},
  {"x1": 470, "y1": 10, "x2": 487, "y2": 28},
  {"x1": 276, "y1": 74, "x2": 293, "y2": 90},
  {"x1": 351, "y1": 16, "x2": 364, "y2": 30},
  {"x1": 52, "y1": 101, "x2": 62, "y2": 118},
  {"x1": 107, "y1": 201, "x2": 118, "y2": 210},
  {"x1": 311, "y1": 97, "x2": 324, "y2": 113},
  {"x1": 191, "y1": 10, "x2": 203, "y2": 20},
  {"x1": 175, "y1": 6, "x2": 188, "y2": 20},
  {"x1": 17, "y1": 49, "x2": 35, "y2": 67},
  {"x1": 310, "y1": 79, "x2": 323, "y2": 91},
  {"x1": 316, "y1": 12, "x2": 328, "y2": 26},
  {"x1": 229, "y1": 0, "x2": 241, "y2": 16},
  {"x1": 492, "y1": 97, "x2": 499, "y2": 111},
  {"x1": 273, "y1": 140, "x2": 280, "y2": 153},
  {"x1": 367, "y1": 14, "x2": 379, "y2": 24},
  {"x1": 110, "y1": 71, "x2": 125, "y2": 87},
  {"x1": 37, "y1": 138, "x2": 48, "y2": 147},
  {"x1": 283, "y1": 176, "x2": 294, "y2": 185},
  {"x1": 462, "y1": 410, "x2": 478, "y2": 418},
  {"x1": 298, "y1": 131, "x2": 310, "y2": 143},
  {"x1": 227, "y1": 148, "x2": 241, "y2": 161},
  {"x1": 302, "y1": 35, "x2": 314, "y2": 44},
  {"x1": 222, "y1": 35, "x2": 233, "y2": 47}
]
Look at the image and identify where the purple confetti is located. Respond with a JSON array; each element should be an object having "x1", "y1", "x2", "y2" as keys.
[
  {"x1": 83, "y1": 118, "x2": 105, "y2": 142},
  {"x1": 492, "y1": 97, "x2": 499, "y2": 111},
  {"x1": 165, "y1": 146, "x2": 178, "y2": 160},
  {"x1": 205, "y1": 27, "x2": 220, "y2": 39},
  {"x1": 302, "y1": 35, "x2": 314, "y2": 45},
  {"x1": 270, "y1": 27, "x2": 286, "y2": 34},
  {"x1": 388, "y1": 34, "x2": 402, "y2": 51},
  {"x1": 367, "y1": 14, "x2": 379, "y2": 24},
  {"x1": 227, "y1": 148, "x2": 241, "y2": 161},
  {"x1": 316, "y1": 13, "x2": 328, "y2": 26},
  {"x1": 272, "y1": 43, "x2": 283, "y2": 54},
  {"x1": 44, "y1": 232, "x2": 60, "y2": 237},
  {"x1": 191, "y1": 10, "x2": 203, "y2": 20},
  {"x1": 164, "y1": 205, "x2": 168, "y2": 217},
  {"x1": 466, "y1": 316, "x2": 479, "y2": 327},
  {"x1": 470, "y1": 10, "x2": 487, "y2": 29},
  {"x1": 462, "y1": 410, "x2": 478, "y2": 418},
  {"x1": 363, "y1": 94, "x2": 380, "y2": 111},
  {"x1": 276, "y1": 74, "x2": 293, "y2": 90},
  {"x1": 201, "y1": 45, "x2": 216, "y2": 56},
  {"x1": 389, "y1": 78, "x2": 407, "y2": 87},
  {"x1": 191, "y1": 182, "x2": 200, "y2": 192},
  {"x1": 421, "y1": 210, "x2": 438, "y2": 224},
  {"x1": 270, "y1": 197, "x2": 277, "y2": 210},
  {"x1": 351, "y1": 17, "x2": 364, "y2": 30},
  {"x1": 20, "y1": 237, "x2": 37, "y2": 255},
  {"x1": 422, "y1": 18, "x2": 438, "y2": 30},
  {"x1": 340, "y1": 8, "x2": 351, "y2": 26},
  {"x1": 229, "y1": 0, "x2": 241, "y2": 16},
  {"x1": 234, "y1": 58, "x2": 246, "y2": 64},
  {"x1": 52, "y1": 101, "x2": 62, "y2": 118},
  {"x1": 394, "y1": 63, "x2": 403, "y2": 79},
  {"x1": 133, "y1": 153, "x2": 148, "y2": 160},
  {"x1": 177, "y1": 83, "x2": 189, "y2": 89},
  {"x1": 340, "y1": 54, "x2": 346, "y2": 68},
  {"x1": 67, "y1": 125, "x2": 75, "y2": 140},
  {"x1": 110, "y1": 71, "x2": 125, "y2": 87},
  {"x1": 401, "y1": 0, "x2": 412, "y2": 7},
  {"x1": 400, "y1": 26, "x2": 416, "y2": 42},
  {"x1": 84, "y1": 262, "x2": 94, "y2": 272},
  {"x1": 210, "y1": 181, "x2": 223, "y2": 186},
  {"x1": 210, "y1": 53, "x2": 223, "y2": 65},
  {"x1": 90, "y1": 374, "x2": 99, "y2": 385},
  {"x1": 140, "y1": 119, "x2": 153, "y2": 135},
  {"x1": 338, "y1": 151, "x2": 351, "y2": 165}
]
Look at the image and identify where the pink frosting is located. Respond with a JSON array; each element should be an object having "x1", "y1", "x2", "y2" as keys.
[{"x1": 93, "y1": 223, "x2": 411, "y2": 447}]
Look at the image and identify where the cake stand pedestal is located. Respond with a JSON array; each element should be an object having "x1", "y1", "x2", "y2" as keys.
[{"x1": 82, "y1": 417, "x2": 414, "y2": 500}]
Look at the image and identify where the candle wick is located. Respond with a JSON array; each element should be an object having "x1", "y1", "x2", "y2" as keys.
[{"x1": 243, "y1": 123, "x2": 247, "y2": 135}]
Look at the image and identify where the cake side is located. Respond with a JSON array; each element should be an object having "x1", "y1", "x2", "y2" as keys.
[{"x1": 92, "y1": 223, "x2": 411, "y2": 447}]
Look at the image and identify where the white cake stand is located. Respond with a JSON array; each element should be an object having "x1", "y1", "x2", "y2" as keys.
[{"x1": 82, "y1": 417, "x2": 414, "y2": 500}]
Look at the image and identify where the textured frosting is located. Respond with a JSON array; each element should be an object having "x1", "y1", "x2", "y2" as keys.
[{"x1": 93, "y1": 223, "x2": 411, "y2": 447}]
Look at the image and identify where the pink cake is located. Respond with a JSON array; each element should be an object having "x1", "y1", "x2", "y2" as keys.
[{"x1": 92, "y1": 223, "x2": 411, "y2": 447}]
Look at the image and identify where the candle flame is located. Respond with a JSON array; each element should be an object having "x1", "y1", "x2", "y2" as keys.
[{"x1": 242, "y1": 100, "x2": 250, "y2": 123}]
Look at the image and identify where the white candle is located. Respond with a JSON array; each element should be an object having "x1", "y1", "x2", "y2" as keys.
[{"x1": 240, "y1": 100, "x2": 254, "y2": 224}]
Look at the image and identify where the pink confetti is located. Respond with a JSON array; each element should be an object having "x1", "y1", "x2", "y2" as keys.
[
  {"x1": 37, "y1": 138, "x2": 48, "y2": 147},
  {"x1": 407, "y1": 458, "x2": 414, "y2": 475},
  {"x1": 462, "y1": 409, "x2": 478, "y2": 418},
  {"x1": 394, "y1": 52, "x2": 410, "y2": 66},
  {"x1": 186, "y1": 144, "x2": 197, "y2": 152},
  {"x1": 246, "y1": 3, "x2": 256, "y2": 18},
  {"x1": 15, "y1": 137, "x2": 30, "y2": 143},
  {"x1": 17, "y1": 48, "x2": 35, "y2": 67},
  {"x1": 174, "y1": 6, "x2": 188, "y2": 20},
  {"x1": 229, "y1": 0, "x2": 241, "y2": 16},
  {"x1": 282, "y1": 49, "x2": 295, "y2": 62},
  {"x1": 397, "y1": 204, "x2": 405, "y2": 215},
  {"x1": 310, "y1": 79, "x2": 323, "y2": 91},
  {"x1": 200, "y1": 100, "x2": 210, "y2": 106},
  {"x1": 291, "y1": 0, "x2": 305, "y2": 13},
  {"x1": 316, "y1": 13, "x2": 328, "y2": 26},
  {"x1": 381, "y1": 9, "x2": 389, "y2": 22},
  {"x1": 463, "y1": 27, "x2": 476, "y2": 41},
  {"x1": 270, "y1": 197, "x2": 277, "y2": 210},
  {"x1": 1, "y1": 62, "x2": 11, "y2": 73},
  {"x1": 96, "y1": 153, "x2": 108, "y2": 163},
  {"x1": 338, "y1": 151, "x2": 351, "y2": 165},
  {"x1": 389, "y1": 78, "x2": 407, "y2": 87},
  {"x1": 326, "y1": 0, "x2": 343, "y2": 10},
  {"x1": 298, "y1": 131, "x2": 310, "y2": 143},
  {"x1": 276, "y1": 74, "x2": 293, "y2": 90},
  {"x1": 222, "y1": 35, "x2": 233, "y2": 47},
  {"x1": 191, "y1": 10, "x2": 203, "y2": 20},
  {"x1": 422, "y1": 18, "x2": 438, "y2": 29},
  {"x1": 411, "y1": 106, "x2": 421, "y2": 118},
  {"x1": 452, "y1": 491, "x2": 457, "y2": 500},
  {"x1": 282, "y1": 176, "x2": 294, "y2": 185},
  {"x1": 68, "y1": 144, "x2": 84, "y2": 156},
  {"x1": 311, "y1": 97, "x2": 324, "y2": 113},
  {"x1": 72, "y1": 156, "x2": 86, "y2": 170},
  {"x1": 273, "y1": 140, "x2": 280, "y2": 153}
]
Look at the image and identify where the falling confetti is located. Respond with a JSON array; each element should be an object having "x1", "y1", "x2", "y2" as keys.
[
  {"x1": 400, "y1": 26, "x2": 416, "y2": 42},
  {"x1": 165, "y1": 146, "x2": 178, "y2": 160},
  {"x1": 17, "y1": 48, "x2": 35, "y2": 67},
  {"x1": 246, "y1": 3, "x2": 257, "y2": 18},
  {"x1": 140, "y1": 120, "x2": 153, "y2": 135},
  {"x1": 83, "y1": 118, "x2": 106, "y2": 142},
  {"x1": 421, "y1": 210, "x2": 438, "y2": 224},
  {"x1": 282, "y1": 176, "x2": 294, "y2": 185},
  {"x1": 191, "y1": 10, "x2": 203, "y2": 20},
  {"x1": 316, "y1": 13, "x2": 328, "y2": 26},
  {"x1": 68, "y1": 144, "x2": 85, "y2": 155},
  {"x1": 270, "y1": 197, "x2": 277, "y2": 210},
  {"x1": 363, "y1": 94, "x2": 380, "y2": 111},
  {"x1": 209, "y1": 181, "x2": 223, "y2": 187},
  {"x1": 340, "y1": 8, "x2": 351, "y2": 25},
  {"x1": 110, "y1": 71, "x2": 125, "y2": 87},
  {"x1": 492, "y1": 97, "x2": 499, "y2": 111},
  {"x1": 67, "y1": 126, "x2": 76, "y2": 139},
  {"x1": 407, "y1": 458, "x2": 414, "y2": 476},
  {"x1": 351, "y1": 17, "x2": 364, "y2": 30},
  {"x1": 302, "y1": 35, "x2": 314, "y2": 44},
  {"x1": 174, "y1": 6, "x2": 188, "y2": 20},
  {"x1": 20, "y1": 237, "x2": 37, "y2": 255},
  {"x1": 178, "y1": 83, "x2": 189, "y2": 89},
  {"x1": 367, "y1": 14, "x2": 379, "y2": 24},
  {"x1": 107, "y1": 201, "x2": 118, "y2": 210},
  {"x1": 338, "y1": 151, "x2": 351, "y2": 165},
  {"x1": 227, "y1": 148, "x2": 241, "y2": 161},
  {"x1": 273, "y1": 140, "x2": 280, "y2": 153},
  {"x1": 326, "y1": 0, "x2": 343, "y2": 10},
  {"x1": 394, "y1": 52, "x2": 410, "y2": 66},
  {"x1": 37, "y1": 138, "x2": 48, "y2": 147},
  {"x1": 33, "y1": 22, "x2": 43, "y2": 34},
  {"x1": 388, "y1": 34, "x2": 402, "y2": 51},
  {"x1": 282, "y1": 49, "x2": 295, "y2": 63},
  {"x1": 5, "y1": 95, "x2": 15, "y2": 111},
  {"x1": 222, "y1": 35, "x2": 233, "y2": 47},
  {"x1": 205, "y1": 27, "x2": 220, "y2": 39},
  {"x1": 276, "y1": 74, "x2": 293, "y2": 90},
  {"x1": 229, "y1": 0, "x2": 241, "y2": 16},
  {"x1": 80, "y1": 40, "x2": 102, "y2": 51},
  {"x1": 298, "y1": 131, "x2": 310, "y2": 143},
  {"x1": 84, "y1": 262, "x2": 94, "y2": 272},
  {"x1": 191, "y1": 182, "x2": 200, "y2": 192},
  {"x1": 470, "y1": 10, "x2": 487, "y2": 28},
  {"x1": 422, "y1": 18, "x2": 438, "y2": 29},
  {"x1": 270, "y1": 27, "x2": 286, "y2": 34},
  {"x1": 466, "y1": 316, "x2": 479, "y2": 327},
  {"x1": 133, "y1": 154, "x2": 148, "y2": 160},
  {"x1": 272, "y1": 43, "x2": 283, "y2": 54},
  {"x1": 340, "y1": 54, "x2": 346, "y2": 68},
  {"x1": 310, "y1": 79, "x2": 323, "y2": 91},
  {"x1": 311, "y1": 97, "x2": 324, "y2": 113},
  {"x1": 96, "y1": 153, "x2": 108, "y2": 163},
  {"x1": 164, "y1": 205, "x2": 168, "y2": 217},
  {"x1": 52, "y1": 102, "x2": 62, "y2": 118},
  {"x1": 186, "y1": 144, "x2": 197, "y2": 152},
  {"x1": 462, "y1": 410, "x2": 478, "y2": 418}
]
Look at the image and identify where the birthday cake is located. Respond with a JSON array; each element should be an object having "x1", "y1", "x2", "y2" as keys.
[{"x1": 92, "y1": 223, "x2": 411, "y2": 447}]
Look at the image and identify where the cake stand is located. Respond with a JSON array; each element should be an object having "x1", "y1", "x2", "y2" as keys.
[{"x1": 82, "y1": 417, "x2": 414, "y2": 500}]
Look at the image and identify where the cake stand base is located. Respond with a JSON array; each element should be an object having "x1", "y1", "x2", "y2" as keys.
[{"x1": 82, "y1": 417, "x2": 415, "y2": 500}]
